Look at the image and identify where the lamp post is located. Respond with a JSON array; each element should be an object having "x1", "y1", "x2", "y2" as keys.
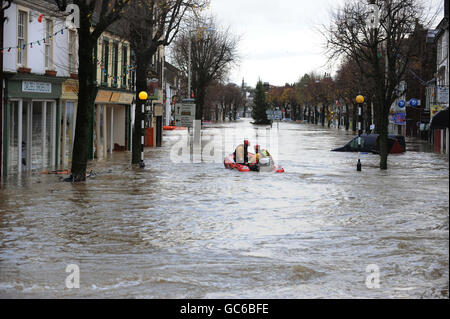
[
  {"x1": 188, "y1": 32, "x2": 192, "y2": 99},
  {"x1": 356, "y1": 95, "x2": 364, "y2": 171},
  {"x1": 138, "y1": 91, "x2": 148, "y2": 168}
]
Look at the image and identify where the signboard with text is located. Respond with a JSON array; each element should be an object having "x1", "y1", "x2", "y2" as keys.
[
  {"x1": 175, "y1": 102, "x2": 196, "y2": 128},
  {"x1": 430, "y1": 105, "x2": 444, "y2": 120},
  {"x1": 437, "y1": 86, "x2": 449, "y2": 104},
  {"x1": 22, "y1": 81, "x2": 52, "y2": 93},
  {"x1": 394, "y1": 112, "x2": 406, "y2": 125}
]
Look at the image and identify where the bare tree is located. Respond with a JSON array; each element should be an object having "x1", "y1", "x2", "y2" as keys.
[
  {"x1": 170, "y1": 16, "x2": 239, "y2": 120},
  {"x1": 324, "y1": 0, "x2": 434, "y2": 169},
  {"x1": 119, "y1": 0, "x2": 207, "y2": 165},
  {"x1": 54, "y1": 0, "x2": 130, "y2": 181}
]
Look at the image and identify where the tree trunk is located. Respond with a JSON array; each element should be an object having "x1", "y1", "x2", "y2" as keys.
[
  {"x1": 327, "y1": 106, "x2": 331, "y2": 128},
  {"x1": 222, "y1": 102, "x2": 225, "y2": 122},
  {"x1": 132, "y1": 57, "x2": 148, "y2": 165},
  {"x1": 352, "y1": 103, "x2": 357, "y2": 133},
  {"x1": 378, "y1": 104, "x2": 389, "y2": 170},
  {"x1": 195, "y1": 85, "x2": 206, "y2": 121},
  {"x1": 366, "y1": 100, "x2": 372, "y2": 133},
  {"x1": 70, "y1": 25, "x2": 97, "y2": 182},
  {"x1": 321, "y1": 106, "x2": 325, "y2": 126},
  {"x1": 345, "y1": 105, "x2": 350, "y2": 131},
  {"x1": 315, "y1": 107, "x2": 319, "y2": 125}
]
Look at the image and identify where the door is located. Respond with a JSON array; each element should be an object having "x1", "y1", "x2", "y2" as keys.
[{"x1": 156, "y1": 116, "x2": 162, "y2": 147}]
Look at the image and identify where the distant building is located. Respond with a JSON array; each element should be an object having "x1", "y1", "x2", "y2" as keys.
[{"x1": 164, "y1": 61, "x2": 181, "y2": 126}]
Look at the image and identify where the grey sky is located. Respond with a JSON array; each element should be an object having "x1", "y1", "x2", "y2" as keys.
[{"x1": 208, "y1": 0, "x2": 444, "y2": 87}]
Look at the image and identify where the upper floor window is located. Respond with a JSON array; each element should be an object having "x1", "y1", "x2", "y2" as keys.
[
  {"x1": 45, "y1": 18, "x2": 54, "y2": 69},
  {"x1": 122, "y1": 45, "x2": 128, "y2": 88},
  {"x1": 112, "y1": 42, "x2": 119, "y2": 87},
  {"x1": 68, "y1": 30, "x2": 77, "y2": 74},
  {"x1": 102, "y1": 39, "x2": 109, "y2": 85},
  {"x1": 17, "y1": 10, "x2": 27, "y2": 66}
]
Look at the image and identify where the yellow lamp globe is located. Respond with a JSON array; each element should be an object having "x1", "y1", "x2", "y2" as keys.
[
  {"x1": 356, "y1": 95, "x2": 365, "y2": 104},
  {"x1": 139, "y1": 91, "x2": 148, "y2": 100}
]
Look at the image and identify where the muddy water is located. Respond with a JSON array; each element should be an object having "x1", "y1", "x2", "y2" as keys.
[{"x1": 0, "y1": 119, "x2": 448, "y2": 298}]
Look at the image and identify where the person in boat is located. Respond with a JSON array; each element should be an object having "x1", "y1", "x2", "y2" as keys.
[
  {"x1": 248, "y1": 144, "x2": 261, "y2": 171},
  {"x1": 234, "y1": 139, "x2": 250, "y2": 164}
]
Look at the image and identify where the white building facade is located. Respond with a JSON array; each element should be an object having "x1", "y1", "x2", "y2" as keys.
[{"x1": 2, "y1": 0, "x2": 78, "y2": 176}]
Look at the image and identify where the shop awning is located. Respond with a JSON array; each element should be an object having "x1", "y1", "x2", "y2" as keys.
[{"x1": 430, "y1": 108, "x2": 449, "y2": 129}]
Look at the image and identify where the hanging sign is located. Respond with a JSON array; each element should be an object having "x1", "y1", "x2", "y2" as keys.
[
  {"x1": 394, "y1": 112, "x2": 406, "y2": 125},
  {"x1": 409, "y1": 98, "x2": 418, "y2": 107}
]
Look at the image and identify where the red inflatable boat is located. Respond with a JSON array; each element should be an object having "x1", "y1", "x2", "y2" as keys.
[{"x1": 224, "y1": 152, "x2": 284, "y2": 173}]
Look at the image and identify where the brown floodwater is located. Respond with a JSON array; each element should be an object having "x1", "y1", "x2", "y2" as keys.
[{"x1": 0, "y1": 119, "x2": 448, "y2": 298}]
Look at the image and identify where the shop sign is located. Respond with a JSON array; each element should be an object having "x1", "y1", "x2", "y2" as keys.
[
  {"x1": 430, "y1": 105, "x2": 444, "y2": 120},
  {"x1": 394, "y1": 112, "x2": 406, "y2": 125},
  {"x1": 22, "y1": 81, "x2": 52, "y2": 93},
  {"x1": 118, "y1": 93, "x2": 134, "y2": 104},
  {"x1": 96, "y1": 90, "x2": 112, "y2": 103}
]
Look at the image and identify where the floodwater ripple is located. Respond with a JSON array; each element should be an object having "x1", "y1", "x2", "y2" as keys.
[{"x1": 0, "y1": 119, "x2": 448, "y2": 299}]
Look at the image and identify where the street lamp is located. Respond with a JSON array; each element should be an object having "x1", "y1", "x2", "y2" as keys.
[
  {"x1": 138, "y1": 91, "x2": 148, "y2": 168},
  {"x1": 356, "y1": 95, "x2": 364, "y2": 171}
]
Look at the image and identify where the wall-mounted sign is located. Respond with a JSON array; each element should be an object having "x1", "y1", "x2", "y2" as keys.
[
  {"x1": 110, "y1": 92, "x2": 121, "y2": 103},
  {"x1": 394, "y1": 112, "x2": 406, "y2": 125},
  {"x1": 437, "y1": 86, "x2": 449, "y2": 104},
  {"x1": 22, "y1": 81, "x2": 52, "y2": 93},
  {"x1": 118, "y1": 93, "x2": 134, "y2": 104},
  {"x1": 154, "y1": 104, "x2": 164, "y2": 116},
  {"x1": 95, "y1": 90, "x2": 112, "y2": 103},
  {"x1": 430, "y1": 105, "x2": 444, "y2": 120}
]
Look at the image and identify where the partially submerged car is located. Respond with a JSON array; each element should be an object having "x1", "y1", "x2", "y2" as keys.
[{"x1": 332, "y1": 134, "x2": 406, "y2": 154}]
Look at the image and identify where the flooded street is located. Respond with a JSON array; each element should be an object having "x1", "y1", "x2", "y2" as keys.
[{"x1": 0, "y1": 119, "x2": 448, "y2": 299}]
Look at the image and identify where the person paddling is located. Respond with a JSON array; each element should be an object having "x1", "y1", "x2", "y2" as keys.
[{"x1": 234, "y1": 138, "x2": 250, "y2": 164}]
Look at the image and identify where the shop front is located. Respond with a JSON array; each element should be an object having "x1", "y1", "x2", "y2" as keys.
[
  {"x1": 60, "y1": 79, "x2": 78, "y2": 168},
  {"x1": 94, "y1": 89, "x2": 134, "y2": 160},
  {"x1": 2, "y1": 73, "x2": 64, "y2": 176}
]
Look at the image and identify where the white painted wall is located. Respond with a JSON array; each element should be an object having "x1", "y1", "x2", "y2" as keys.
[{"x1": 3, "y1": 2, "x2": 73, "y2": 77}]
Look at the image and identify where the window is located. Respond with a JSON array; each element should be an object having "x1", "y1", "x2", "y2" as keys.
[
  {"x1": 68, "y1": 30, "x2": 77, "y2": 74},
  {"x1": 17, "y1": 10, "x2": 27, "y2": 66},
  {"x1": 45, "y1": 19, "x2": 54, "y2": 69},
  {"x1": 349, "y1": 137, "x2": 365, "y2": 149},
  {"x1": 112, "y1": 42, "x2": 119, "y2": 87},
  {"x1": 122, "y1": 45, "x2": 128, "y2": 88},
  {"x1": 102, "y1": 39, "x2": 109, "y2": 85},
  {"x1": 94, "y1": 40, "x2": 98, "y2": 83}
]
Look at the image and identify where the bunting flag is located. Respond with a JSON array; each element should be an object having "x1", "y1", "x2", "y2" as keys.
[{"x1": 0, "y1": 26, "x2": 69, "y2": 52}]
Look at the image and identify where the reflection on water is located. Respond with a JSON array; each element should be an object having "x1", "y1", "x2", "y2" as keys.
[{"x1": 0, "y1": 119, "x2": 448, "y2": 298}]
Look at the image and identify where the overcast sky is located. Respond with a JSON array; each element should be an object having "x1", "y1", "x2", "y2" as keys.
[{"x1": 208, "y1": 0, "x2": 444, "y2": 88}]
